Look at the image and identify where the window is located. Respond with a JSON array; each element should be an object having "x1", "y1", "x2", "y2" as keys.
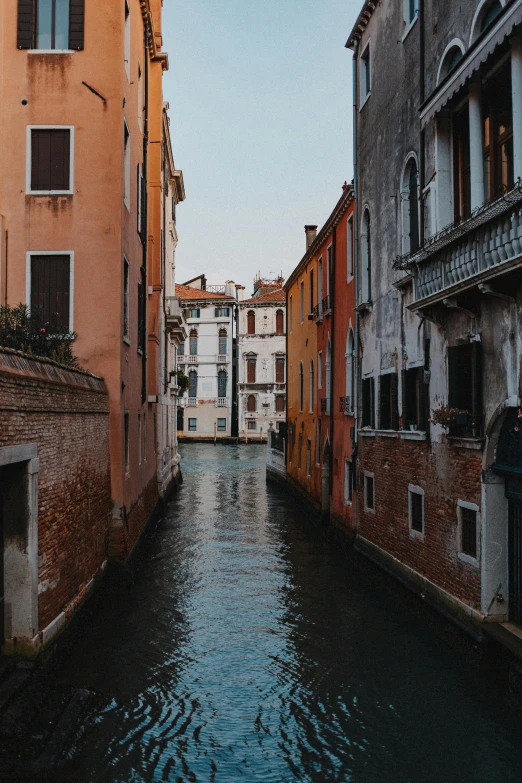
[
  {"x1": 448, "y1": 343, "x2": 483, "y2": 436},
  {"x1": 189, "y1": 330, "x2": 198, "y2": 356},
  {"x1": 438, "y1": 45, "x2": 464, "y2": 85},
  {"x1": 379, "y1": 373, "x2": 399, "y2": 430},
  {"x1": 123, "y1": 121, "x2": 131, "y2": 211},
  {"x1": 453, "y1": 107, "x2": 471, "y2": 222},
  {"x1": 17, "y1": 1, "x2": 84, "y2": 50},
  {"x1": 458, "y1": 501, "x2": 479, "y2": 562},
  {"x1": 299, "y1": 362, "x2": 304, "y2": 412},
  {"x1": 137, "y1": 278, "x2": 145, "y2": 352},
  {"x1": 276, "y1": 309, "x2": 284, "y2": 335},
  {"x1": 189, "y1": 308, "x2": 200, "y2": 319},
  {"x1": 178, "y1": 341, "x2": 185, "y2": 356},
  {"x1": 124, "y1": 412, "x2": 130, "y2": 476},
  {"x1": 137, "y1": 164, "x2": 145, "y2": 239},
  {"x1": 325, "y1": 342, "x2": 332, "y2": 414},
  {"x1": 28, "y1": 127, "x2": 73, "y2": 194},
  {"x1": 247, "y1": 395, "x2": 256, "y2": 412},
  {"x1": 300, "y1": 281, "x2": 304, "y2": 323},
  {"x1": 360, "y1": 43, "x2": 371, "y2": 103},
  {"x1": 306, "y1": 439, "x2": 311, "y2": 477},
  {"x1": 37, "y1": 0, "x2": 70, "y2": 49},
  {"x1": 483, "y1": 64, "x2": 514, "y2": 202},
  {"x1": 316, "y1": 419, "x2": 322, "y2": 464},
  {"x1": 318, "y1": 351, "x2": 323, "y2": 389},
  {"x1": 298, "y1": 433, "x2": 303, "y2": 470},
  {"x1": 326, "y1": 245, "x2": 332, "y2": 298},
  {"x1": 123, "y1": 258, "x2": 130, "y2": 342},
  {"x1": 401, "y1": 157, "x2": 419, "y2": 254},
  {"x1": 247, "y1": 310, "x2": 256, "y2": 335},
  {"x1": 361, "y1": 209, "x2": 372, "y2": 302},
  {"x1": 318, "y1": 258, "x2": 323, "y2": 306},
  {"x1": 215, "y1": 307, "x2": 230, "y2": 317},
  {"x1": 217, "y1": 418, "x2": 226, "y2": 432},
  {"x1": 404, "y1": 0, "x2": 419, "y2": 26},
  {"x1": 275, "y1": 358, "x2": 285, "y2": 384},
  {"x1": 347, "y1": 216, "x2": 354, "y2": 279},
  {"x1": 275, "y1": 395, "x2": 285, "y2": 413},
  {"x1": 143, "y1": 412, "x2": 147, "y2": 462},
  {"x1": 245, "y1": 419, "x2": 256, "y2": 431},
  {"x1": 138, "y1": 63, "x2": 143, "y2": 130},
  {"x1": 188, "y1": 418, "x2": 197, "y2": 432},
  {"x1": 309, "y1": 269, "x2": 314, "y2": 314},
  {"x1": 247, "y1": 358, "x2": 256, "y2": 383},
  {"x1": 289, "y1": 296, "x2": 293, "y2": 333},
  {"x1": 29, "y1": 253, "x2": 72, "y2": 331},
  {"x1": 309, "y1": 360, "x2": 314, "y2": 413},
  {"x1": 188, "y1": 370, "x2": 197, "y2": 398},
  {"x1": 138, "y1": 414, "x2": 142, "y2": 465},
  {"x1": 472, "y1": 0, "x2": 503, "y2": 41},
  {"x1": 218, "y1": 370, "x2": 227, "y2": 398},
  {"x1": 345, "y1": 330, "x2": 355, "y2": 412},
  {"x1": 362, "y1": 377, "x2": 375, "y2": 428},
  {"x1": 218, "y1": 329, "x2": 227, "y2": 356},
  {"x1": 402, "y1": 367, "x2": 427, "y2": 430},
  {"x1": 364, "y1": 474, "x2": 375, "y2": 512},
  {"x1": 124, "y1": 1, "x2": 131, "y2": 79},
  {"x1": 409, "y1": 485, "x2": 424, "y2": 534},
  {"x1": 344, "y1": 460, "x2": 353, "y2": 504}
]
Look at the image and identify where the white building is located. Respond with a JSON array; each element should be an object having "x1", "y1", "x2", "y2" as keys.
[
  {"x1": 176, "y1": 276, "x2": 237, "y2": 439},
  {"x1": 237, "y1": 278, "x2": 286, "y2": 441}
]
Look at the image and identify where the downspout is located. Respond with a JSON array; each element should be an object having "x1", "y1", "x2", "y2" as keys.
[
  {"x1": 352, "y1": 39, "x2": 360, "y2": 533},
  {"x1": 419, "y1": 0, "x2": 426, "y2": 245},
  {"x1": 141, "y1": 22, "x2": 150, "y2": 405},
  {"x1": 330, "y1": 223, "x2": 337, "y2": 502}
]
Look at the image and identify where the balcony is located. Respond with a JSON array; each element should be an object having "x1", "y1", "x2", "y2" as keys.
[
  {"x1": 188, "y1": 355, "x2": 198, "y2": 364},
  {"x1": 340, "y1": 396, "x2": 353, "y2": 414},
  {"x1": 320, "y1": 398, "x2": 331, "y2": 414},
  {"x1": 217, "y1": 354, "x2": 229, "y2": 364},
  {"x1": 312, "y1": 303, "x2": 322, "y2": 321},
  {"x1": 322, "y1": 295, "x2": 332, "y2": 314},
  {"x1": 165, "y1": 296, "x2": 187, "y2": 340},
  {"x1": 216, "y1": 398, "x2": 228, "y2": 407},
  {"x1": 394, "y1": 182, "x2": 522, "y2": 311},
  {"x1": 186, "y1": 397, "x2": 198, "y2": 407}
]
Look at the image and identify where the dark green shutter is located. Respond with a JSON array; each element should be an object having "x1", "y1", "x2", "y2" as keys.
[
  {"x1": 391, "y1": 373, "x2": 399, "y2": 431},
  {"x1": 401, "y1": 370, "x2": 408, "y2": 430},
  {"x1": 418, "y1": 368, "x2": 427, "y2": 430},
  {"x1": 370, "y1": 377, "x2": 375, "y2": 429},
  {"x1": 17, "y1": 0, "x2": 35, "y2": 49},
  {"x1": 448, "y1": 346, "x2": 459, "y2": 408},
  {"x1": 379, "y1": 376, "x2": 386, "y2": 429},
  {"x1": 69, "y1": 0, "x2": 85, "y2": 50},
  {"x1": 472, "y1": 341, "x2": 483, "y2": 435}
]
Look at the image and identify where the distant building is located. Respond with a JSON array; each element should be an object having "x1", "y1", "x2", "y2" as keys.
[
  {"x1": 237, "y1": 277, "x2": 286, "y2": 441},
  {"x1": 176, "y1": 276, "x2": 237, "y2": 439}
]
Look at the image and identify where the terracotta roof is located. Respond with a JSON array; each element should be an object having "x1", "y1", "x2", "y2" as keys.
[
  {"x1": 241, "y1": 288, "x2": 286, "y2": 304},
  {"x1": 176, "y1": 283, "x2": 231, "y2": 301}
]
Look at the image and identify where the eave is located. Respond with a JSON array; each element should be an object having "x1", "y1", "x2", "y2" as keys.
[{"x1": 345, "y1": 1, "x2": 377, "y2": 50}]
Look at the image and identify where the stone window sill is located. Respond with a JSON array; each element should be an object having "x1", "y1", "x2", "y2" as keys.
[
  {"x1": 355, "y1": 301, "x2": 372, "y2": 314},
  {"x1": 446, "y1": 437, "x2": 485, "y2": 451},
  {"x1": 400, "y1": 430, "x2": 426, "y2": 441},
  {"x1": 458, "y1": 552, "x2": 480, "y2": 568}
]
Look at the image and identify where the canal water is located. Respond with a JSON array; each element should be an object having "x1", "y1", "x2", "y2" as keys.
[{"x1": 56, "y1": 444, "x2": 522, "y2": 782}]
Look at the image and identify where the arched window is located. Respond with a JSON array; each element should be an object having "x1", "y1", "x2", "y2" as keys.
[
  {"x1": 218, "y1": 370, "x2": 227, "y2": 398},
  {"x1": 470, "y1": 0, "x2": 503, "y2": 44},
  {"x1": 188, "y1": 370, "x2": 197, "y2": 398},
  {"x1": 345, "y1": 329, "x2": 355, "y2": 412},
  {"x1": 275, "y1": 357, "x2": 285, "y2": 383},
  {"x1": 276, "y1": 395, "x2": 285, "y2": 413},
  {"x1": 247, "y1": 394, "x2": 256, "y2": 412},
  {"x1": 299, "y1": 362, "x2": 304, "y2": 412},
  {"x1": 247, "y1": 357, "x2": 256, "y2": 383},
  {"x1": 309, "y1": 360, "x2": 315, "y2": 412},
  {"x1": 218, "y1": 328, "x2": 227, "y2": 356},
  {"x1": 361, "y1": 209, "x2": 372, "y2": 303},
  {"x1": 276, "y1": 309, "x2": 284, "y2": 334},
  {"x1": 437, "y1": 43, "x2": 465, "y2": 84},
  {"x1": 401, "y1": 157, "x2": 419, "y2": 255},
  {"x1": 247, "y1": 310, "x2": 255, "y2": 335},
  {"x1": 325, "y1": 342, "x2": 332, "y2": 414},
  {"x1": 189, "y1": 329, "x2": 198, "y2": 356}
]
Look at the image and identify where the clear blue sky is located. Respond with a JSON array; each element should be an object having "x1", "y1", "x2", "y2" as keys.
[{"x1": 162, "y1": 0, "x2": 361, "y2": 293}]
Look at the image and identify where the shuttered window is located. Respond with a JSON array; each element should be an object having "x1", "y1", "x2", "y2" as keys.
[
  {"x1": 247, "y1": 359, "x2": 256, "y2": 383},
  {"x1": 30, "y1": 254, "x2": 70, "y2": 330},
  {"x1": 275, "y1": 396, "x2": 285, "y2": 413},
  {"x1": 379, "y1": 373, "x2": 399, "y2": 430},
  {"x1": 18, "y1": 0, "x2": 84, "y2": 50},
  {"x1": 30, "y1": 129, "x2": 71, "y2": 192},
  {"x1": 362, "y1": 377, "x2": 375, "y2": 429},
  {"x1": 247, "y1": 395, "x2": 256, "y2": 412},
  {"x1": 218, "y1": 371, "x2": 227, "y2": 398},
  {"x1": 276, "y1": 309, "x2": 284, "y2": 334},
  {"x1": 247, "y1": 311, "x2": 255, "y2": 335},
  {"x1": 275, "y1": 358, "x2": 285, "y2": 384},
  {"x1": 402, "y1": 367, "x2": 427, "y2": 430},
  {"x1": 448, "y1": 343, "x2": 483, "y2": 435}
]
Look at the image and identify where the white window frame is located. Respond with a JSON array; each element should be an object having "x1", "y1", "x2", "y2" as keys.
[
  {"x1": 359, "y1": 41, "x2": 371, "y2": 108},
  {"x1": 124, "y1": 0, "x2": 131, "y2": 81},
  {"x1": 344, "y1": 459, "x2": 353, "y2": 505},
  {"x1": 347, "y1": 215, "x2": 354, "y2": 281},
  {"x1": 402, "y1": 0, "x2": 419, "y2": 39},
  {"x1": 457, "y1": 499, "x2": 481, "y2": 567},
  {"x1": 300, "y1": 280, "x2": 305, "y2": 323},
  {"x1": 364, "y1": 471, "x2": 375, "y2": 514},
  {"x1": 26, "y1": 250, "x2": 75, "y2": 331},
  {"x1": 408, "y1": 483, "x2": 425, "y2": 538},
  {"x1": 26, "y1": 125, "x2": 75, "y2": 195}
]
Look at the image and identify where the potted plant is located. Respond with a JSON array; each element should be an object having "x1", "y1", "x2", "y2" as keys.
[{"x1": 430, "y1": 405, "x2": 470, "y2": 431}]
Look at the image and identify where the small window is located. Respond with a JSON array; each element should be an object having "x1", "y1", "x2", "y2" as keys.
[
  {"x1": 309, "y1": 269, "x2": 314, "y2": 314},
  {"x1": 138, "y1": 63, "x2": 143, "y2": 130},
  {"x1": 275, "y1": 358, "x2": 285, "y2": 384},
  {"x1": 189, "y1": 330, "x2": 198, "y2": 356},
  {"x1": 364, "y1": 474, "x2": 375, "y2": 512},
  {"x1": 123, "y1": 121, "x2": 131, "y2": 210},
  {"x1": 178, "y1": 341, "x2": 185, "y2": 356},
  {"x1": 123, "y1": 258, "x2": 130, "y2": 341},
  {"x1": 137, "y1": 164, "x2": 145, "y2": 238},
  {"x1": 300, "y1": 281, "x2": 305, "y2": 323},
  {"x1": 124, "y1": 412, "x2": 130, "y2": 476},
  {"x1": 37, "y1": 0, "x2": 70, "y2": 49},
  {"x1": 306, "y1": 439, "x2": 312, "y2": 476},
  {"x1": 247, "y1": 358, "x2": 256, "y2": 383},
  {"x1": 404, "y1": 0, "x2": 419, "y2": 27},
  {"x1": 29, "y1": 127, "x2": 73, "y2": 193},
  {"x1": 299, "y1": 362, "x2": 304, "y2": 412},
  {"x1": 247, "y1": 310, "x2": 256, "y2": 334},
  {"x1": 215, "y1": 307, "x2": 230, "y2": 317},
  {"x1": 344, "y1": 460, "x2": 353, "y2": 504},
  {"x1": 248, "y1": 419, "x2": 257, "y2": 430},
  {"x1": 309, "y1": 360, "x2": 314, "y2": 413},
  {"x1": 360, "y1": 43, "x2": 371, "y2": 103},
  {"x1": 218, "y1": 329, "x2": 227, "y2": 356},
  {"x1": 379, "y1": 373, "x2": 399, "y2": 431},
  {"x1": 409, "y1": 485, "x2": 424, "y2": 534},
  {"x1": 448, "y1": 343, "x2": 483, "y2": 436},
  {"x1": 217, "y1": 418, "x2": 227, "y2": 432},
  {"x1": 188, "y1": 371, "x2": 197, "y2": 398},
  {"x1": 458, "y1": 501, "x2": 480, "y2": 562},
  {"x1": 276, "y1": 309, "x2": 284, "y2": 335},
  {"x1": 316, "y1": 419, "x2": 322, "y2": 464},
  {"x1": 218, "y1": 370, "x2": 227, "y2": 398},
  {"x1": 480, "y1": 1, "x2": 502, "y2": 35},
  {"x1": 30, "y1": 253, "x2": 71, "y2": 331},
  {"x1": 138, "y1": 414, "x2": 142, "y2": 465},
  {"x1": 143, "y1": 412, "x2": 147, "y2": 462},
  {"x1": 189, "y1": 308, "x2": 200, "y2": 319},
  {"x1": 347, "y1": 216, "x2": 354, "y2": 279},
  {"x1": 298, "y1": 432, "x2": 303, "y2": 470},
  {"x1": 188, "y1": 418, "x2": 197, "y2": 432},
  {"x1": 137, "y1": 279, "x2": 145, "y2": 353},
  {"x1": 124, "y1": 1, "x2": 131, "y2": 79},
  {"x1": 318, "y1": 352, "x2": 323, "y2": 389},
  {"x1": 275, "y1": 395, "x2": 285, "y2": 413},
  {"x1": 247, "y1": 395, "x2": 256, "y2": 412},
  {"x1": 289, "y1": 296, "x2": 293, "y2": 333},
  {"x1": 362, "y1": 377, "x2": 375, "y2": 428},
  {"x1": 402, "y1": 367, "x2": 426, "y2": 430}
]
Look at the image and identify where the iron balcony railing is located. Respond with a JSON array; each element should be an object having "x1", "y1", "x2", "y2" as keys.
[
  {"x1": 320, "y1": 398, "x2": 331, "y2": 414},
  {"x1": 322, "y1": 295, "x2": 332, "y2": 313},
  {"x1": 340, "y1": 396, "x2": 353, "y2": 414},
  {"x1": 312, "y1": 303, "x2": 322, "y2": 321}
]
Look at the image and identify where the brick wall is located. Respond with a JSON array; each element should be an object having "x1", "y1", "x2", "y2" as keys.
[
  {"x1": 357, "y1": 434, "x2": 482, "y2": 609},
  {"x1": 0, "y1": 349, "x2": 111, "y2": 634}
]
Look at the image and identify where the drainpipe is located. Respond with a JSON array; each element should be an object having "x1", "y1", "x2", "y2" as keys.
[
  {"x1": 141, "y1": 22, "x2": 150, "y2": 405},
  {"x1": 352, "y1": 39, "x2": 360, "y2": 533},
  {"x1": 419, "y1": 0, "x2": 426, "y2": 245},
  {"x1": 330, "y1": 223, "x2": 337, "y2": 503}
]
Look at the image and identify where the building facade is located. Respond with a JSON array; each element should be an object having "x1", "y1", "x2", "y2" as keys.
[
  {"x1": 348, "y1": 0, "x2": 522, "y2": 635},
  {"x1": 177, "y1": 277, "x2": 237, "y2": 439},
  {"x1": 237, "y1": 278, "x2": 286, "y2": 441}
]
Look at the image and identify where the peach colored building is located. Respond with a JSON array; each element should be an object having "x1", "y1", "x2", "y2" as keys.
[{"x1": 0, "y1": 0, "x2": 184, "y2": 563}]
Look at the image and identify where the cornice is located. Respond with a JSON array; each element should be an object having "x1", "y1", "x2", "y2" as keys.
[
  {"x1": 139, "y1": 1, "x2": 169, "y2": 70},
  {"x1": 346, "y1": 1, "x2": 377, "y2": 50}
]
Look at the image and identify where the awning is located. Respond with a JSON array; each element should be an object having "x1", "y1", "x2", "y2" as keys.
[{"x1": 420, "y1": 1, "x2": 522, "y2": 127}]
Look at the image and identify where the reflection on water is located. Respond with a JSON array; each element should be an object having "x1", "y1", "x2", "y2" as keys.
[{"x1": 57, "y1": 444, "x2": 522, "y2": 782}]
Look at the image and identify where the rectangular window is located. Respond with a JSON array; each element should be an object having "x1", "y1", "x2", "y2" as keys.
[
  {"x1": 298, "y1": 433, "x2": 303, "y2": 470},
  {"x1": 306, "y1": 439, "x2": 311, "y2": 476},
  {"x1": 248, "y1": 419, "x2": 257, "y2": 430},
  {"x1": 29, "y1": 253, "x2": 72, "y2": 331},
  {"x1": 300, "y1": 280, "x2": 304, "y2": 323},
  {"x1": 409, "y1": 486, "x2": 424, "y2": 534},
  {"x1": 344, "y1": 460, "x2": 353, "y2": 504},
  {"x1": 364, "y1": 474, "x2": 375, "y2": 512},
  {"x1": 326, "y1": 245, "x2": 332, "y2": 297},
  {"x1": 318, "y1": 351, "x2": 323, "y2": 389},
  {"x1": 316, "y1": 419, "x2": 321, "y2": 464},
  {"x1": 448, "y1": 343, "x2": 483, "y2": 436},
  {"x1": 483, "y1": 64, "x2": 514, "y2": 202},
  {"x1": 124, "y1": 1, "x2": 131, "y2": 79},
  {"x1": 275, "y1": 395, "x2": 285, "y2": 413},
  {"x1": 402, "y1": 367, "x2": 426, "y2": 430},
  {"x1": 309, "y1": 268, "x2": 314, "y2": 314},
  {"x1": 347, "y1": 216, "x2": 354, "y2": 280},
  {"x1": 217, "y1": 418, "x2": 227, "y2": 432},
  {"x1": 289, "y1": 295, "x2": 293, "y2": 332},
  {"x1": 137, "y1": 279, "x2": 145, "y2": 353},
  {"x1": 247, "y1": 359, "x2": 256, "y2": 383},
  {"x1": 458, "y1": 501, "x2": 479, "y2": 562},
  {"x1": 137, "y1": 164, "x2": 145, "y2": 239},
  {"x1": 362, "y1": 377, "x2": 375, "y2": 428},
  {"x1": 379, "y1": 373, "x2": 399, "y2": 430},
  {"x1": 453, "y1": 106, "x2": 471, "y2": 222},
  {"x1": 138, "y1": 63, "x2": 143, "y2": 130},
  {"x1": 188, "y1": 418, "x2": 197, "y2": 432},
  {"x1": 360, "y1": 43, "x2": 371, "y2": 103},
  {"x1": 123, "y1": 258, "x2": 130, "y2": 342},
  {"x1": 138, "y1": 413, "x2": 142, "y2": 465},
  {"x1": 37, "y1": 0, "x2": 69, "y2": 49},
  {"x1": 18, "y1": 0, "x2": 85, "y2": 51},
  {"x1": 215, "y1": 307, "x2": 230, "y2": 317},
  {"x1": 124, "y1": 411, "x2": 130, "y2": 476},
  {"x1": 275, "y1": 358, "x2": 285, "y2": 384},
  {"x1": 318, "y1": 258, "x2": 323, "y2": 305},
  {"x1": 189, "y1": 308, "x2": 201, "y2": 319},
  {"x1": 28, "y1": 127, "x2": 73, "y2": 194},
  {"x1": 124, "y1": 121, "x2": 131, "y2": 210},
  {"x1": 143, "y1": 412, "x2": 147, "y2": 462}
]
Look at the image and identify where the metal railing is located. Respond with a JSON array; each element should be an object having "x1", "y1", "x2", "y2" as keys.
[
  {"x1": 340, "y1": 396, "x2": 353, "y2": 413},
  {"x1": 322, "y1": 295, "x2": 332, "y2": 313},
  {"x1": 320, "y1": 398, "x2": 331, "y2": 414}
]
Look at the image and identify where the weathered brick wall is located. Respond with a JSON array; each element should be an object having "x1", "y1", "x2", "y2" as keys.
[
  {"x1": 357, "y1": 435, "x2": 482, "y2": 609},
  {"x1": 0, "y1": 349, "x2": 111, "y2": 632},
  {"x1": 109, "y1": 472, "x2": 160, "y2": 563}
]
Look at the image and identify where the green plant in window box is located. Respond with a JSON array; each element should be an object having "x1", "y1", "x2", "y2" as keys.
[
  {"x1": 174, "y1": 371, "x2": 190, "y2": 393},
  {"x1": 0, "y1": 303, "x2": 79, "y2": 368},
  {"x1": 429, "y1": 405, "x2": 470, "y2": 430}
]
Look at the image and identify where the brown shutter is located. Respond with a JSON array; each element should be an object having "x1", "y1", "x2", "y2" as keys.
[
  {"x1": 31, "y1": 255, "x2": 70, "y2": 330},
  {"x1": 69, "y1": 0, "x2": 85, "y2": 50},
  {"x1": 31, "y1": 130, "x2": 70, "y2": 191},
  {"x1": 50, "y1": 130, "x2": 70, "y2": 190},
  {"x1": 17, "y1": 0, "x2": 35, "y2": 49}
]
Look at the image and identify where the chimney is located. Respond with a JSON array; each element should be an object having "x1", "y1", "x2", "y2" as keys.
[
  {"x1": 235, "y1": 284, "x2": 246, "y2": 302},
  {"x1": 225, "y1": 280, "x2": 236, "y2": 297},
  {"x1": 305, "y1": 225, "x2": 317, "y2": 251}
]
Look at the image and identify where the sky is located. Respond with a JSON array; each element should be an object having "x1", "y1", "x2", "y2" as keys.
[{"x1": 162, "y1": 0, "x2": 362, "y2": 293}]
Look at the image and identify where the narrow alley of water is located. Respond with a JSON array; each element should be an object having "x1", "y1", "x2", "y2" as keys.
[{"x1": 56, "y1": 445, "x2": 522, "y2": 783}]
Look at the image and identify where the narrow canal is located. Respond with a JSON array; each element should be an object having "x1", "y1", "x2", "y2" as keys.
[{"x1": 57, "y1": 444, "x2": 522, "y2": 782}]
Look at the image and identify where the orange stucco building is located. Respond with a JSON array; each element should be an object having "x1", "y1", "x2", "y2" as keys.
[{"x1": 0, "y1": 0, "x2": 183, "y2": 562}]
